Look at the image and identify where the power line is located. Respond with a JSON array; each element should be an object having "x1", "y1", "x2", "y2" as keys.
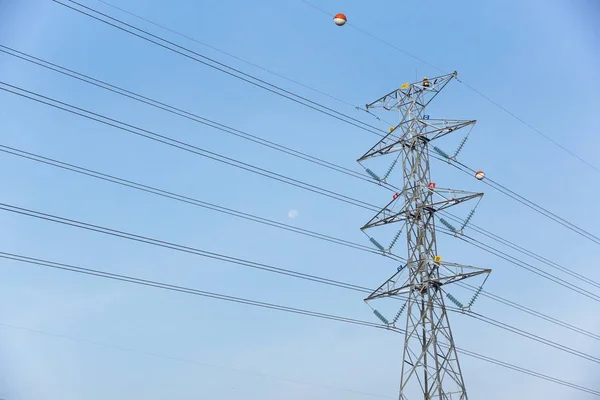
[
  {"x1": 5, "y1": 143, "x2": 600, "y2": 349},
  {"x1": 297, "y1": 0, "x2": 600, "y2": 175},
  {"x1": 443, "y1": 157, "x2": 600, "y2": 247},
  {"x1": 2, "y1": 79, "x2": 597, "y2": 326},
  {"x1": 436, "y1": 227, "x2": 600, "y2": 304},
  {"x1": 52, "y1": 0, "x2": 387, "y2": 138},
  {"x1": 0, "y1": 45, "x2": 383, "y2": 189},
  {"x1": 298, "y1": 0, "x2": 442, "y2": 73},
  {"x1": 5, "y1": 35, "x2": 599, "y2": 259},
  {"x1": 426, "y1": 152, "x2": 600, "y2": 301},
  {"x1": 454, "y1": 229, "x2": 600, "y2": 303},
  {"x1": 456, "y1": 282, "x2": 600, "y2": 342},
  {"x1": 454, "y1": 346, "x2": 599, "y2": 396},
  {"x1": 2, "y1": 80, "x2": 596, "y2": 338},
  {"x1": 4, "y1": 45, "x2": 598, "y2": 279},
  {"x1": 0, "y1": 70, "x2": 594, "y2": 314},
  {"x1": 92, "y1": 0, "x2": 600, "y2": 182},
  {"x1": 2, "y1": 250, "x2": 599, "y2": 397},
  {"x1": 3, "y1": 88, "x2": 596, "y2": 368},
  {"x1": 2, "y1": 200, "x2": 599, "y2": 370},
  {"x1": 0, "y1": 101, "x2": 597, "y2": 310},
  {"x1": 7, "y1": 0, "x2": 596, "y2": 394},
  {"x1": 462, "y1": 310, "x2": 600, "y2": 366},
  {"x1": 440, "y1": 210, "x2": 600, "y2": 290},
  {"x1": 55, "y1": 0, "x2": 600, "y2": 249},
  {"x1": 27, "y1": 2, "x2": 600, "y2": 254},
  {"x1": 0, "y1": 144, "x2": 397, "y2": 260},
  {"x1": 14, "y1": 5, "x2": 600, "y2": 256},
  {"x1": 93, "y1": 0, "x2": 360, "y2": 111},
  {"x1": 0, "y1": 252, "x2": 387, "y2": 329},
  {"x1": 3, "y1": 2, "x2": 596, "y2": 346},
  {"x1": 0, "y1": 81, "x2": 380, "y2": 213},
  {"x1": 0, "y1": 201, "x2": 383, "y2": 293},
  {"x1": 3, "y1": 79, "x2": 594, "y2": 308}
]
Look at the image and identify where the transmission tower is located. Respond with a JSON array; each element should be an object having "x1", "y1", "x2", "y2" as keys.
[{"x1": 358, "y1": 72, "x2": 491, "y2": 399}]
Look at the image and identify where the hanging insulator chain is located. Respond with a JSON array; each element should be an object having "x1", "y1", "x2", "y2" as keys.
[
  {"x1": 369, "y1": 237, "x2": 386, "y2": 253},
  {"x1": 392, "y1": 302, "x2": 408, "y2": 325},
  {"x1": 433, "y1": 146, "x2": 451, "y2": 159},
  {"x1": 446, "y1": 293, "x2": 464, "y2": 309},
  {"x1": 467, "y1": 286, "x2": 484, "y2": 309},
  {"x1": 439, "y1": 218, "x2": 457, "y2": 233},
  {"x1": 373, "y1": 309, "x2": 389, "y2": 325},
  {"x1": 365, "y1": 168, "x2": 381, "y2": 182},
  {"x1": 388, "y1": 228, "x2": 404, "y2": 251},
  {"x1": 460, "y1": 208, "x2": 476, "y2": 232},
  {"x1": 453, "y1": 135, "x2": 469, "y2": 158},
  {"x1": 382, "y1": 158, "x2": 399, "y2": 181}
]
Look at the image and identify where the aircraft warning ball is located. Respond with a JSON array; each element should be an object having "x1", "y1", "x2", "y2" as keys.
[
  {"x1": 475, "y1": 170, "x2": 485, "y2": 180},
  {"x1": 333, "y1": 13, "x2": 347, "y2": 26}
]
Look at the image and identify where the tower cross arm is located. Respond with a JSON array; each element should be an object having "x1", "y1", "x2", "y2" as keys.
[
  {"x1": 358, "y1": 119, "x2": 476, "y2": 162},
  {"x1": 427, "y1": 191, "x2": 483, "y2": 212},
  {"x1": 360, "y1": 191, "x2": 483, "y2": 231},
  {"x1": 365, "y1": 71, "x2": 458, "y2": 111},
  {"x1": 365, "y1": 261, "x2": 491, "y2": 302}
]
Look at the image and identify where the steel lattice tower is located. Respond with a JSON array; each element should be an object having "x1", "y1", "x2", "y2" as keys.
[{"x1": 358, "y1": 72, "x2": 491, "y2": 399}]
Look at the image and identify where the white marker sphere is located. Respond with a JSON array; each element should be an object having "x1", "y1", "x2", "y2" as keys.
[
  {"x1": 333, "y1": 13, "x2": 347, "y2": 26},
  {"x1": 475, "y1": 170, "x2": 485, "y2": 180}
]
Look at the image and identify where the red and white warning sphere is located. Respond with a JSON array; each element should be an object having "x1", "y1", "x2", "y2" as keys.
[
  {"x1": 333, "y1": 13, "x2": 347, "y2": 26},
  {"x1": 475, "y1": 170, "x2": 485, "y2": 180}
]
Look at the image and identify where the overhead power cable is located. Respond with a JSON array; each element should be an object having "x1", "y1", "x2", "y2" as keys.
[
  {"x1": 3, "y1": 76, "x2": 593, "y2": 307},
  {"x1": 0, "y1": 144, "x2": 397, "y2": 260},
  {"x1": 0, "y1": 93, "x2": 589, "y2": 306},
  {"x1": 51, "y1": 0, "x2": 600, "y2": 249},
  {"x1": 2, "y1": 201, "x2": 600, "y2": 367},
  {"x1": 0, "y1": 202, "x2": 410, "y2": 300},
  {"x1": 5, "y1": 144, "x2": 599, "y2": 347},
  {"x1": 456, "y1": 282, "x2": 600, "y2": 342},
  {"x1": 4, "y1": 35, "x2": 598, "y2": 260},
  {"x1": 94, "y1": 0, "x2": 600, "y2": 177},
  {"x1": 94, "y1": 0, "x2": 360, "y2": 111},
  {"x1": 4, "y1": 46, "x2": 598, "y2": 272},
  {"x1": 0, "y1": 202, "x2": 386, "y2": 293},
  {"x1": 2, "y1": 76, "x2": 590, "y2": 306},
  {"x1": 27, "y1": 3, "x2": 600, "y2": 252},
  {"x1": 436, "y1": 226, "x2": 600, "y2": 305},
  {"x1": 461, "y1": 310, "x2": 600, "y2": 366},
  {"x1": 52, "y1": 0, "x2": 387, "y2": 138},
  {"x1": 2, "y1": 251, "x2": 599, "y2": 397},
  {"x1": 297, "y1": 0, "x2": 600, "y2": 175},
  {"x1": 441, "y1": 210, "x2": 600, "y2": 291},
  {"x1": 0, "y1": 81, "x2": 381, "y2": 213},
  {"x1": 2, "y1": 80, "x2": 596, "y2": 321},
  {"x1": 441, "y1": 157, "x2": 600, "y2": 247},
  {"x1": 0, "y1": 45, "x2": 384, "y2": 189},
  {"x1": 5, "y1": 0, "x2": 600, "y2": 394},
  {"x1": 1, "y1": 82, "x2": 596, "y2": 335},
  {"x1": 4, "y1": 8, "x2": 596, "y2": 344},
  {"x1": 0, "y1": 252, "x2": 387, "y2": 329}
]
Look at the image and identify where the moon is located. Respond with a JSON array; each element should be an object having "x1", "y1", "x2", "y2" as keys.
[{"x1": 288, "y1": 209, "x2": 298, "y2": 219}]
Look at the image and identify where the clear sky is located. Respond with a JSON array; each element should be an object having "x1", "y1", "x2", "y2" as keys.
[{"x1": 0, "y1": 0, "x2": 599, "y2": 398}]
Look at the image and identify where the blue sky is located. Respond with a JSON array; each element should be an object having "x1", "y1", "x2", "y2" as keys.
[{"x1": 0, "y1": 0, "x2": 599, "y2": 398}]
